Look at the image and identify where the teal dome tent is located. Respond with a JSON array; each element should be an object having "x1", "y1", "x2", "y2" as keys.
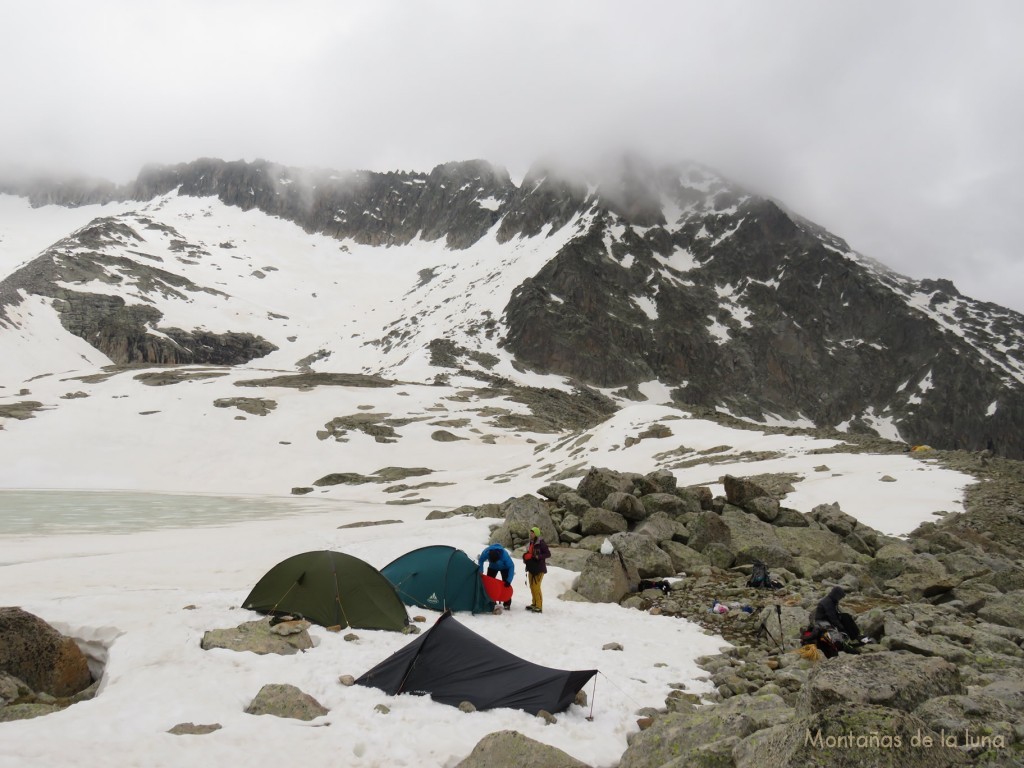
[{"x1": 381, "y1": 545, "x2": 493, "y2": 613}]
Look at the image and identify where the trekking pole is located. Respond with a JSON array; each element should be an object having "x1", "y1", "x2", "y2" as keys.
[
  {"x1": 760, "y1": 621, "x2": 785, "y2": 654},
  {"x1": 758, "y1": 606, "x2": 785, "y2": 654}
]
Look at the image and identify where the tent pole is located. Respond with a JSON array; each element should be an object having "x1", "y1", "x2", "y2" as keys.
[
  {"x1": 269, "y1": 578, "x2": 301, "y2": 616},
  {"x1": 587, "y1": 675, "x2": 597, "y2": 721}
]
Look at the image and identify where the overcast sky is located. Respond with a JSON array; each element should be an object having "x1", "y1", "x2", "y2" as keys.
[{"x1": 2, "y1": 1, "x2": 1023, "y2": 311}]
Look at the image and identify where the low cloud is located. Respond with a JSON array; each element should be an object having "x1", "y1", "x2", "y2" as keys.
[{"x1": 2, "y1": 0, "x2": 1022, "y2": 309}]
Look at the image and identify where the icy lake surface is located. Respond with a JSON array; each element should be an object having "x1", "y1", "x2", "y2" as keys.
[{"x1": 0, "y1": 490, "x2": 339, "y2": 536}]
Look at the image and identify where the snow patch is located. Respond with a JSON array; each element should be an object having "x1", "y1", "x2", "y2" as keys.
[
  {"x1": 706, "y1": 316, "x2": 731, "y2": 344},
  {"x1": 631, "y1": 294, "x2": 658, "y2": 320},
  {"x1": 653, "y1": 248, "x2": 698, "y2": 273}
]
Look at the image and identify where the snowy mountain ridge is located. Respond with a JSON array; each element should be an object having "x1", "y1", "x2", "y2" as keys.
[{"x1": 0, "y1": 156, "x2": 1021, "y2": 475}]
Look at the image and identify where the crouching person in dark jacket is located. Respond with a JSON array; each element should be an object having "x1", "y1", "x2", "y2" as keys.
[{"x1": 813, "y1": 585, "x2": 865, "y2": 652}]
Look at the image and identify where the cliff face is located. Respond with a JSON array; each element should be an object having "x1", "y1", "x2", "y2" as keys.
[
  {"x1": 131, "y1": 158, "x2": 520, "y2": 250},
  {"x1": 2, "y1": 157, "x2": 1022, "y2": 456},
  {"x1": 500, "y1": 163, "x2": 1024, "y2": 457}
]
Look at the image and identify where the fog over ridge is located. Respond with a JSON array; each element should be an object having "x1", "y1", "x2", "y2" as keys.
[{"x1": 1, "y1": 1, "x2": 1021, "y2": 310}]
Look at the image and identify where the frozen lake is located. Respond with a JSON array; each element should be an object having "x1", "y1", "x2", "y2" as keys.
[{"x1": 0, "y1": 489, "x2": 342, "y2": 536}]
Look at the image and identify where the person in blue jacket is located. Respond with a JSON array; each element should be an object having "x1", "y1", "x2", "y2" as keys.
[{"x1": 478, "y1": 544, "x2": 514, "y2": 609}]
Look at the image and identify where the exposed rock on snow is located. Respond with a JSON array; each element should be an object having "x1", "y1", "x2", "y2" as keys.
[
  {"x1": 200, "y1": 618, "x2": 313, "y2": 655},
  {"x1": 244, "y1": 683, "x2": 328, "y2": 721}
]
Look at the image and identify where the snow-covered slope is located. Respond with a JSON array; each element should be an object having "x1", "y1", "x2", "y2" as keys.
[
  {"x1": 3, "y1": 156, "x2": 1022, "y2": 460},
  {"x1": 0, "y1": 165, "x2": 984, "y2": 534},
  {"x1": 0, "y1": 349, "x2": 970, "y2": 537}
]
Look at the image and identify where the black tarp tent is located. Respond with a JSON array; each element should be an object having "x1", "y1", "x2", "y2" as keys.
[{"x1": 355, "y1": 611, "x2": 597, "y2": 714}]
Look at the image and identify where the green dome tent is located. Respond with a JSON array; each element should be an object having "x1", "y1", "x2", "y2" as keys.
[
  {"x1": 243, "y1": 550, "x2": 409, "y2": 631},
  {"x1": 381, "y1": 545, "x2": 493, "y2": 614}
]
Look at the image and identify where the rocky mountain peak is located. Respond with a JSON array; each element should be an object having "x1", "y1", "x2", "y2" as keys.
[{"x1": 1, "y1": 156, "x2": 1021, "y2": 457}]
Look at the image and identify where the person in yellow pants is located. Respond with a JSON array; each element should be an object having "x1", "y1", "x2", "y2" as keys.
[{"x1": 522, "y1": 526, "x2": 551, "y2": 613}]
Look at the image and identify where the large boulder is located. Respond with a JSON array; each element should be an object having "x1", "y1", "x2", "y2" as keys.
[
  {"x1": 557, "y1": 492, "x2": 591, "y2": 516},
  {"x1": 608, "y1": 533, "x2": 675, "y2": 579},
  {"x1": 744, "y1": 497, "x2": 780, "y2": 523},
  {"x1": 659, "y1": 541, "x2": 710, "y2": 573},
  {"x1": 638, "y1": 492, "x2": 691, "y2": 518},
  {"x1": 632, "y1": 512, "x2": 685, "y2": 542},
  {"x1": 703, "y1": 542, "x2": 737, "y2": 569},
  {"x1": 949, "y1": 582, "x2": 1001, "y2": 614},
  {"x1": 984, "y1": 564, "x2": 1024, "y2": 593},
  {"x1": 882, "y1": 554, "x2": 956, "y2": 600},
  {"x1": 537, "y1": 482, "x2": 574, "y2": 502},
  {"x1": 559, "y1": 513, "x2": 582, "y2": 535},
  {"x1": 931, "y1": 622, "x2": 1023, "y2": 658},
  {"x1": 775, "y1": 526, "x2": 864, "y2": 566},
  {"x1": 576, "y1": 467, "x2": 638, "y2": 507},
  {"x1": 721, "y1": 508, "x2": 796, "y2": 571},
  {"x1": 721, "y1": 507, "x2": 778, "y2": 548},
  {"x1": 938, "y1": 551, "x2": 1009, "y2": 586},
  {"x1": 244, "y1": 683, "x2": 328, "y2": 721},
  {"x1": 642, "y1": 468, "x2": 678, "y2": 494},
  {"x1": 883, "y1": 626, "x2": 974, "y2": 665},
  {"x1": 723, "y1": 475, "x2": 773, "y2": 507},
  {"x1": 808, "y1": 502, "x2": 859, "y2": 538},
  {"x1": 575, "y1": 552, "x2": 639, "y2": 604},
  {"x1": 772, "y1": 506, "x2": 810, "y2": 527},
  {"x1": 977, "y1": 591, "x2": 1024, "y2": 630},
  {"x1": 735, "y1": 544, "x2": 795, "y2": 572},
  {"x1": 845, "y1": 528, "x2": 881, "y2": 556},
  {"x1": 914, "y1": 695, "x2": 1019, "y2": 755},
  {"x1": 688, "y1": 511, "x2": 732, "y2": 553},
  {"x1": 0, "y1": 607, "x2": 92, "y2": 698},
  {"x1": 602, "y1": 492, "x2": 648, "y2": 522},
  {"x1": 733, "y1": 704, "x2": 969, "y2": 767},
  {"x1": 973, "y1": 678, "x2": 1024, "y2": 713},
  {"x1": 680, "y1": 485, "x2": 713, "y2": 511},
  {"x1": 455, "y1": 730, "x2": 591, "y2": 768},
  {"x1": 546, "y1": 547, "x2": 594, "y2": 573},
  {"x1": 797, "y1": 652, "x2": 963, "y2": 715},
  {"x1": 491, "y1": 496, "x2": 558, "y2": 547},
  {"x1": 200, "y1": 618, "x2": 313, "y2": 655},
  {"x1": 580, "y1": 507, "x2": 628, "y2": 536}
]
